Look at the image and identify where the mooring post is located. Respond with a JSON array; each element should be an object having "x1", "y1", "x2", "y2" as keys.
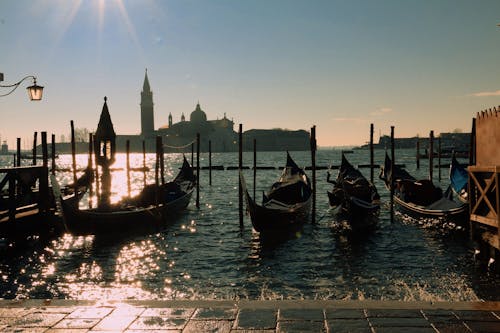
[
  {"x1": 126, "y1": 140, "x2": 131, "y2": 197},
  {"x1": 239, "y1": 124, "x2": 243, "y2": 228},
  {"x1": 470, "y1": 118, "x2": 476, "y2": 166},
  {"x1": 70, "y1": 121, "x2": 78, "y2": 198},
  {"x1": 16, "y1": 138, "x2": 21, "y2": 167},
  {"x1": 51, "y1": 134, "x2": 56, "y2": 175},
  {"x1": 209, "y1": 140, "x2": 212, "y2": 186},
  {"x1": 32, "y1": 131, "x2": 37, "y2": 166},
  {"x1": 8, "y1": 170, "x2": 15, "y2": 222},
  {"x1": 370, "y1": 123, "x2": 374, "y2": 183},
  {"x1": 191, "y1": 142, "x2": 194, "y2": 167},
  {"x1": 416, "y1": 138, "x2": 420, "y2": 169},
  {"x1": 88, "y1": 133, "x2": 93, "y2": 209},
  {"x1": 438, "y1": 136, "x2": 441, "y2": 181},
  {"x1": 196, "y1": 133, "x2": 200, "y2": 208},
  {"x1": 429, "y1": 130, "x2": 434, "y2": 182},
  {"x1": 155, "y1": 136, "x2": 160, "y2": 186},
  {"x1": 160, "y1": 137, "x2": 165, "y2": 185},
  {"x1": 40, "y1": 131, "x2": 49, "y2": 214},
  {"x1": 390, "y1": 126, "x2": 395, "y2": 224},
  {"x1": 253, "y1": 138, "x2": 257, "y2": 200},
  {"x1": 311, "y1": 126, "x2": 317, "y2": 224},
  {"x1": 142, "y1": 141, "x2": 147, "y2": 187}
]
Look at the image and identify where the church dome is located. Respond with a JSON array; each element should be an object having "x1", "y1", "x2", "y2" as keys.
[{"x1": 190, "y1": 103, "x2": 207, "y2": 123}]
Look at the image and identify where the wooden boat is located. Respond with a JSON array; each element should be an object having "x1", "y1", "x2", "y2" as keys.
[
  {"x1": 52, "y1": 156, "x2": 195, "y2": 235},
  {"x1": 327, "y1": 154, "x2": 380, "y2": 229},
  {"x1": 380, "y1": 153, "x2": 468, "y2": 219},
  {"x1": 240, "y1": 152, "x2": 312, "y2": 233},
  {"x1": 449, "y1": 154, "x2": 468, "y2": 203}
]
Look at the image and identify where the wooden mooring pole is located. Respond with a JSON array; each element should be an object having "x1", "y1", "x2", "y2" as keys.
[
  {"x1": 32, "y1": 131, "x2": 37, "y2": 166},
  {"x1": 70, "y1": 121, "x2": 77, "y2": 198},
  {"x1": 160, "y1": 137, "x2": 165, "y2": 185},
  {"x1": 16, "y1": 138, "x2": 21, "y2": 167},
  {"x1": 238, "y1": 124, "x2": 243, "y2": 228},
  {"x1": 438, "y1": 136, "x2": 441, "y2": 181},
  {"x1": 416, "y1": 138, "x2": 420, "y2": 169},
  {"x1": 429, "y1": 130, "x2": 434, "y2": 182},
  {"x1": 253, "y1": 139, "x2": 257, "y2": 200},
  {"x1": 51, "y1": 134, "x2": 56, "y2": 175},
  {"x1": 390, "y1": 126, "x2": 395, "y2": 224},
  {"x1": 40, "y1": 132, "x2": 49, "y2": 214},
  {"x1": 191, "y1": 142, "x2": 194, "y2": 167},
  {"x1": 311, "y1": 125, "x2": 317, "y2": 224},
  {"x1": 209, "y1": 140, "x2": 212, "y2": 186},
  {"x1": 88, "y1": 133, "x2": 93, "y2": 209},
  {"x1": 470, "y1": 118, "x2": 476, "y2": 166},
  {"x1": 370, "y1": 123, "x2": 374, "y2": 183},
  {"x1": 155, "y1": 136, "x2": 160, "y2": 186},
  {"x1": 126, "y1": 140, "x2": 131, "y2": 197},
  {"x1": 196, "y1": 133, "x2": 200, "y2": 209},
  {"x1": 142, "y1": 141, "x2": 147, "y2": 187}
]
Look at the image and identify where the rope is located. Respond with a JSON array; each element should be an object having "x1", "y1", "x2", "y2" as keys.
[{"x1": 163, "y1": 139, "x2": 197, "y2": 149}]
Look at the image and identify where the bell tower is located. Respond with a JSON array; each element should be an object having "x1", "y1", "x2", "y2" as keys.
[{"x1": 140, "y1": 69, "x2": 155, "y2": 138}]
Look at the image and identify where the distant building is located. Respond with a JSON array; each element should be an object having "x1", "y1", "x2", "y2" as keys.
[{"x1": 52, "y1": 70, "x2": 310, "y2": 154}]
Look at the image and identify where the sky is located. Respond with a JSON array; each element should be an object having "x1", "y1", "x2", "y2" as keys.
[{"x1": 1, "y1": 0, "x2": 500, "y2": 148}]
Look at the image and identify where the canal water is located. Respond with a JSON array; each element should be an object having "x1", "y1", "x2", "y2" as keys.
[{"x1": 0, "y1": 148, "x2": 498, "y2": 301}]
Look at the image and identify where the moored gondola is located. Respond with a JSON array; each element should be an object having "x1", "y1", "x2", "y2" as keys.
[
  {"x1": 240, "y1": 152, "x2": 312, "y2": 233},
  {"x1": 449, "y1": 153, "x2": 468, "y2": 203},
  {"x1": 327, "y1": 154, "x2": 380, "y2": 230},
  {"x1": 52, "y1": 156, "x2": 195, "y2": 236},
  {"x1": 380, "y1": 153, "x2": 468, "y2": 220}
]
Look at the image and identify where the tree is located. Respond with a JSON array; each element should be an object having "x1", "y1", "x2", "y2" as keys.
[{"x1": 72, "y1": 128, "x2": 91, "y2": 142}]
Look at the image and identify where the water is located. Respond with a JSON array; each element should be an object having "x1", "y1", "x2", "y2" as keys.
[{"x1": 0, "y1": 149, "x2": 498, "y2": 301}]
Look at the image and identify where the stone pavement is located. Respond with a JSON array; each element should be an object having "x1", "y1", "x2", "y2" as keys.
[{"x1": 0, "y1": 300, "x2": 498, "y2": 332}]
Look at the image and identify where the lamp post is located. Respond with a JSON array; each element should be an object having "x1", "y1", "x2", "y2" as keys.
[{"x1": 0, "y1": 73, "x2": 44, "y2": 101}]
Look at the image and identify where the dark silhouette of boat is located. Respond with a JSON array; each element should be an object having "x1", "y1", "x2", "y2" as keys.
[
  {"x1": 380, "y1": 153, "x2": 468, "y2": 220},
  {"x1": 327, "y1": 154, "x2": 380, "y2": 230},
  {"x1": 240, "y1": 152, "x2": 312, "y2": 233},
  {"x1": 52, "y1": 156, "x2": 195, "y2": 235},
  {"x1": 449, "y1": 153, "x2": 468, "y2": 203}
]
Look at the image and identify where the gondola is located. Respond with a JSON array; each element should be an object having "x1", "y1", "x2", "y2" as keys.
[
  {"x1": 52, "y1": 156, "x2": 195, "y2": 235},
  {"x1": 327, "y1": 154, "x2": 380, "y2": 229},
  {"x1": 449, "y1": 153, "x2": 468, "y2": 203},
  {"x1": 240, "y1": 152, "x2": 312, "y2": 233},
  {"x1": 380, "y1": 153, "x2": 468, "y2": 219}
]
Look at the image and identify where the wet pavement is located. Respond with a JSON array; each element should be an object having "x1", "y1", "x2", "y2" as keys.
[{"x1": 0, "y1": 300, "x2": 498, "y2": 332}]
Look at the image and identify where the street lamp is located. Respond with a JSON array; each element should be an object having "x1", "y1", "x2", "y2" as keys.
[{"x1": 0, "y1": 73, "x2": 44, "y2": 101}]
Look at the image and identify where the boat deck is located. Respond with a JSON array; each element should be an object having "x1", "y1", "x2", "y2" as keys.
[{"x1": 0, "y1": 300, "x2": 498, "y2": 332}]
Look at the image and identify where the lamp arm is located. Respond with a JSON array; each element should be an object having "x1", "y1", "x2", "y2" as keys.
[{"x1": 0, "y1": 75, "x2": 37, "y2": 97}]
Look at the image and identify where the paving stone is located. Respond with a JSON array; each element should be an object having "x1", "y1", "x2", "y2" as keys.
[
  {"x1": 52, "y1": 318, "x2": 100, "y2": 329},
  {"x1": 372, "y1": 327, "x2": 435, "y2": 333},
  {"x1": 366, "y1": 309, "x2": 424, "y2": 318},
  {"x1": 465, "y1": 320, "x2": 500, "y2": 332},
  {"x1": 128, "y1": 316, "x2": 187, "y2": 330},
  {"x1": 432, "y1": 323, "x2": 470, "y2": 333},
  {"x1": 0, "y1": 308, "x2": 32, "y2": 317},
  {"x1": 141, "y1": 307, "x2": 195, "y2": 318},
  {"x1": 369, "y1": 316, "x2": 431, "y2": 327},
  {"x1": 67, "y1": 307, "x2": 114, "y2": 319},
  {"x1": 0, "y1": 328, "x2": 48, "y2": 333},
  {"x1": 454, "y1": 310, "x2": 499, "y2": 321},
  {"x1": 421, "y1": 309, "x2": 455, "y2": 317},
  {"x1": 229, "y1": 330, "x2": 274, "y2": 333},
  {"x1": 9, "y1": 313, "x2": 66, "y2": 328},
  {"x1": 326, "y1": 318, "x2": 371, "y2": 333},
  {"x1": 45, "y1": 329, "x2": 90, "y2": 333},
  {"x1": 277, "y1": 320, "x2": 326, "y2": 332},
  {"x1": 92, "y1": 315, "x2": 137, "y2": 331},
  {"x1": 124, "y1": 330, "x2": 180, "y2": 333},
  {"x1": 182, "y1": 319, "x2": 233, "y2": 333},
  {"x1": 108, "y1": 306, "x2": 145, "y2": 317},
  {"x1": 192, "y1": 308, "x2": 237, "y2": 320},
  {"x1": 279, "y1": 309, "x2": 324, "y2": 321},
  {"x1": 325, "y1": 309, "x2": 366, "y2": 319},
  {"x1": 235, "y1": 309, "x2": 277, "y2": 330},
  {"x1": 30, "y1": 307, "x2": 76, "y2": 314}
]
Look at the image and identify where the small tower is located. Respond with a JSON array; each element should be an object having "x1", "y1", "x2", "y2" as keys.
[
  {"x1": 94, "y1": 97, "x2": 116, "y2": 209},
  {"x1": 140, "y1": 69, "x2": 155, "y2": 138},
  {"x1": 181, "y1": 113, "x2": 185, "y2": 122},
  {"x1": 168, "y1": 112, "x2": 173, "y2": 127}
]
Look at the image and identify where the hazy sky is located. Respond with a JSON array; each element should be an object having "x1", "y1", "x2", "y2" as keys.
[{"x1": 1, "y1": 0, "x2": 499, "y2": 148}]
